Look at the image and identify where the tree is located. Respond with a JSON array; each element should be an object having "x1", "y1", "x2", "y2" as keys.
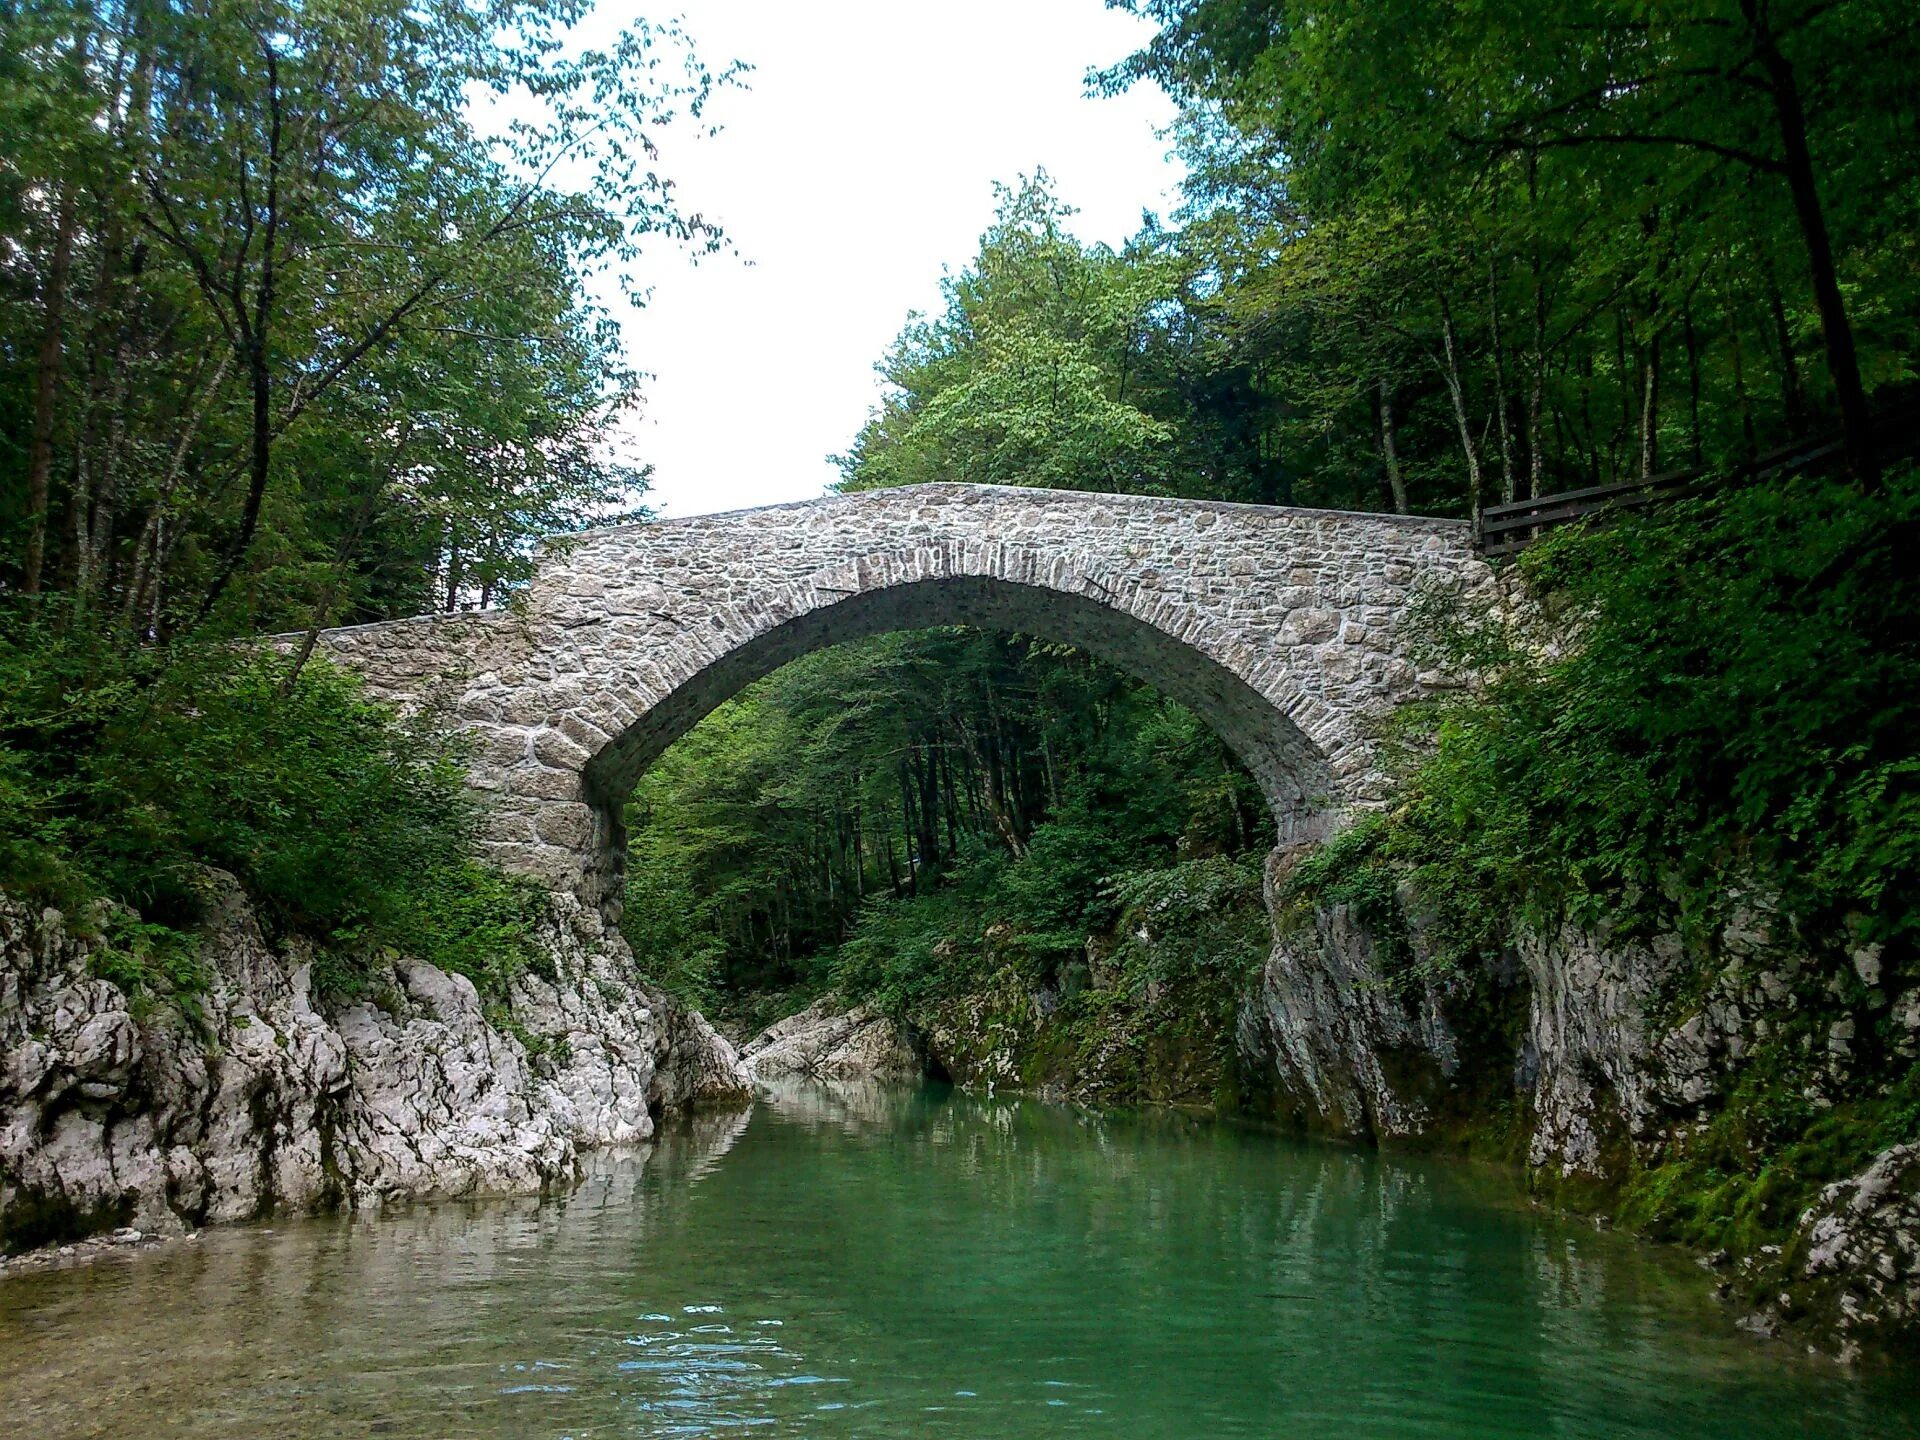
[
  {"x1": 1099, "y1": 0, "x2": 1920, "y2": 508},
  {"x1": 1, "y1": 0, "x2": 732, "y2": 634}
]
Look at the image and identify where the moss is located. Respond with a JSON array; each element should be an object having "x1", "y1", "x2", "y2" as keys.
[
  {"x1": 484, "y1": 1004, "x2": 573, "y2": 1070},
  {"x1": 1616, "y1": 1063, "x2": 1920, "y2": 1258}
]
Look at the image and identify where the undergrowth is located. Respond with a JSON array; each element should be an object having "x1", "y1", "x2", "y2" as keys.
[
  {"x1": 0, "y1": 603, "x2": 550, "y2": 1004},
  {"x1": 1283, "y1": 461, "x2": 1919, "y2": 982}
]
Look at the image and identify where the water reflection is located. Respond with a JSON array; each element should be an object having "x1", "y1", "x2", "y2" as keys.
[
  {"x1": 0, "y1": 1081, "x2": 1913, "y2": 1439},
  {"x1": 752, "y1": 1072, "x2": 925, "y2": 1131}
]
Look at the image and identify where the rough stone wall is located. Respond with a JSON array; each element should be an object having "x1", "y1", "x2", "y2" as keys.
[
  {"x1": 299, "y1": 484, "x2": 1486, "y2": 906},
  {"x1": 0, "y1": 881, "x2": 748, "y2": 1252}
]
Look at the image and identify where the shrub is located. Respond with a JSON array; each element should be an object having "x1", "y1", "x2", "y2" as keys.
[
  {"x1": 1103, "y1": 854, "x2": 1270, "y2": 993},
  {"x1": 0, "y1": 603, "x2": 547, "y2": 1000},
  {"x1": 829, "y1": 885, "x2": 987, "y2": 1017},
  {"x1": 1284, "y1": 462, "x2": 1920, "y2": 972}
]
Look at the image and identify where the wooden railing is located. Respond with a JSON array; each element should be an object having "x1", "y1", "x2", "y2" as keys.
[{"x1": 1476, "y1": 409, "x2": 1920, "y2": 557}]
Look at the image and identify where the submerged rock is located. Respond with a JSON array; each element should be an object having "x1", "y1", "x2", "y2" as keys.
[
  {"x1": 739, "y1": 997, "x2": 919, "y2": 1084},
  {"x1": 0, "y1": 879, "x2": 747, "y2": 1253}
]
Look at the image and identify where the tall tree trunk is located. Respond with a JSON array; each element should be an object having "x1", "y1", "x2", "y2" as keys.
[
  {"x1": 1683, "y1": 306, "x2": 1704, "y2": 467},
  {"x1": 1726, "y1": 298, "x2": 1759, "y2": 458},
  {"x1": 899, "y1": 760, "x2": 923, "y2": 892},
  {"x1": 913, "y1": 746, "x2": 940, "y2": 876},
  {"x1": 939, "y1": 743, "x2": 961, "y2": 857},
  {"x1": 1525, "y1": 152, "x2": 1548, "y2": 499},
  {"x1": 1741, "y1": 0, "x2": 1878, "y2": 488},
  {"x1": 1612, "y1": 311, "x2": 1633, "y2": 478},
  {"x1": 191, "y1": 40, "x2": 285, "y2": 622},
  {"x1": 1488, "y1": 261, "x2": 1517, "y2": 504},
  {"x1": 1639, "y1": 335, "x2": 1661, "y2": 480},
  {"x1": 1762, "y1": 257, "x2": 1805, "y2": 428},
  {"x1": 1437, "y1": 295, "x2": 1485, "y2": 543},
  {"x1": 86, "y1": 349, "x2": 132, "y2": 604},
  {"x1": 124, "y1": 349, "x2": 232, "y2": 628},
  {"x1": 85, "y1": 245, "x2": 147, "y2": 608},
  {"x1": 1376, "y1": 379, "x2": 1408, "y2": 514},
  {"x1": 66, "y1": 339, "x2": 111, "y2": 601},
  {"x1": 23, "y1": 185, "x2": 79, "y2": 595},
  {"x1": 1578, "y1": 344, "x2": 1600, "y2": 486}
]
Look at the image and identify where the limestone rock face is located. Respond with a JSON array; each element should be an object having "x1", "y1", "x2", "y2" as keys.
[
  {"x1": 1239, "y1": 854, "x2": 1920, "y2": 1354},
  {"x1": 1240, "y1": 850, "x2": 1780, "y2": 1175},
  {"x1": 0, "y1": 883, "x2": 747, "y2": 1251},
  {"x1": 1238, "y1": 854, "x2": 1462, "y2": 1139},
  {"x1": 1794, "y1": 1144, "x2": 1920, "y2": 1345},
  {"x1": 740, "y1": 998, "x2": 920, "y2": 1084},
  {"x1": 1516, "y1": 923, "x2": 1717, "y2": 1175}
]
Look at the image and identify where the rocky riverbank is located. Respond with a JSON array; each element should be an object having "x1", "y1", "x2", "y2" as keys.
[
  {"x1": 1242, "y1": 843, "x2": 1920, "y2": 1357},
  {"x1": 737, "y1": 996, "x2": 919, "y2": 1084},
  {"x1": 736, "y1": 845, "x2": 1920, "y2": 1359},
  {"x1": 0, "y1": 877, "x2": 748, "y2": 1254}
]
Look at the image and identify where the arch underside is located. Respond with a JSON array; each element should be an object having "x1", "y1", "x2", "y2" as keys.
[{"x1": 580, "y1": 575, "x2": 1340, "y2": 840}]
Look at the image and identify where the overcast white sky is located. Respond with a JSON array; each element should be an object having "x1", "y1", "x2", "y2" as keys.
[{"x1": 605, "y1": 0, "x2": 1184, "y2": 518}]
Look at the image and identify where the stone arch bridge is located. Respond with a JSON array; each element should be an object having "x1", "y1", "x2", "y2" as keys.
[{"x1": 301, "y1": 485, "x2": 1486, "y2": 917}]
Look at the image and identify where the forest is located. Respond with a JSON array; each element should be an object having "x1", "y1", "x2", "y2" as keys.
[
  {"x1": 625, "y1": 0, "x2": 1919, "y2": 1047},
  {"x1": 1, "y1": 0, "x2": 1916, "y2": 1078},
  {"x1": 0, "y1": 0, "x2": 730, "y2": 991}
]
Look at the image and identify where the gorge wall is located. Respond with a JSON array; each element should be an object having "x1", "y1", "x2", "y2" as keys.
[
  {"x1": 1240, "y1": 843, "x2": 1920, "y2": 1357},
  {"x1": 0, "y1": 878, "x2": 748, "y2": 1254},
  {"x1": 773, "y1": 840, "x2": 1919, "y2": 1358}
]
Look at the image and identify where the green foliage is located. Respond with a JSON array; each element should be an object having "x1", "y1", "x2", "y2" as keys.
[
  {"x1": 1280, "y1": 463, "x2": 1918, "y2": 982},
  {"x1": 86, "y1": 909, "x2": 210, "y2": 1016},
  {"x1": 1423, "y1": 464, "x2": 1913, "y2": 951},
  {"x1": 381, "y1": 862, "x2": 553, "y2": 1000},
  {"x1": 0, "y1": 0, "x2": 725, "y2": 1009},
  {"x1": 829, "y1": 886, "x2": 990, "y2": 1019},
  {"x1": 1103, "y1": 0, "x2": 1918, "y2": 511},
  {"x1": 1274, "y1": 813, "x2": 1409, "y2": 965},
  {"x1": 1615, "y1": 1050, "x2": 1920, "y2": 1263},
  {"x1": 620, "y1": 843, "x2": 727, "y2": 1012},
  {"x1": 835, "y1": 175, "x2": 1290, "y2": 505},
  {"x1": 0, "y1": 603, "x2": 548, "y2": 999},
  {"x1": 620, "y1": 626, "x2": 1267, "y2": 1014},
  {"x1": 1103, "y1": 854, "x2": 1269, "y2": 992},
  {"x1": 2, "y1": 0, "x2": 729, "y2": 632}
]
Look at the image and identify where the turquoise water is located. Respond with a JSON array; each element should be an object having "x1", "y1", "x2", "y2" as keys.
[{"x1": 2, "y1": 1080, "x2": 1915, "y2": 1437}]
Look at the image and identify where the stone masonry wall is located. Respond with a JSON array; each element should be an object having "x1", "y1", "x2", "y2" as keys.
[{"x1": 300, "y1": 483, "x2": 1487, "y2": 908}]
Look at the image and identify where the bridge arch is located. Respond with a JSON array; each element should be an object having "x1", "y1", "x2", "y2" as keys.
[
  {"x1": 302, "y1": 484, "x2": 1484, "y2": 915},
  {"x1": 577, "y1": 540, "x2": 1340, "y2": 812}
]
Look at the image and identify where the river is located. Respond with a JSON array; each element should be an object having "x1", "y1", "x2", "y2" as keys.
[{"x1": 2, "y1": 1081, "x2": 1914, "y2": 1437}]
